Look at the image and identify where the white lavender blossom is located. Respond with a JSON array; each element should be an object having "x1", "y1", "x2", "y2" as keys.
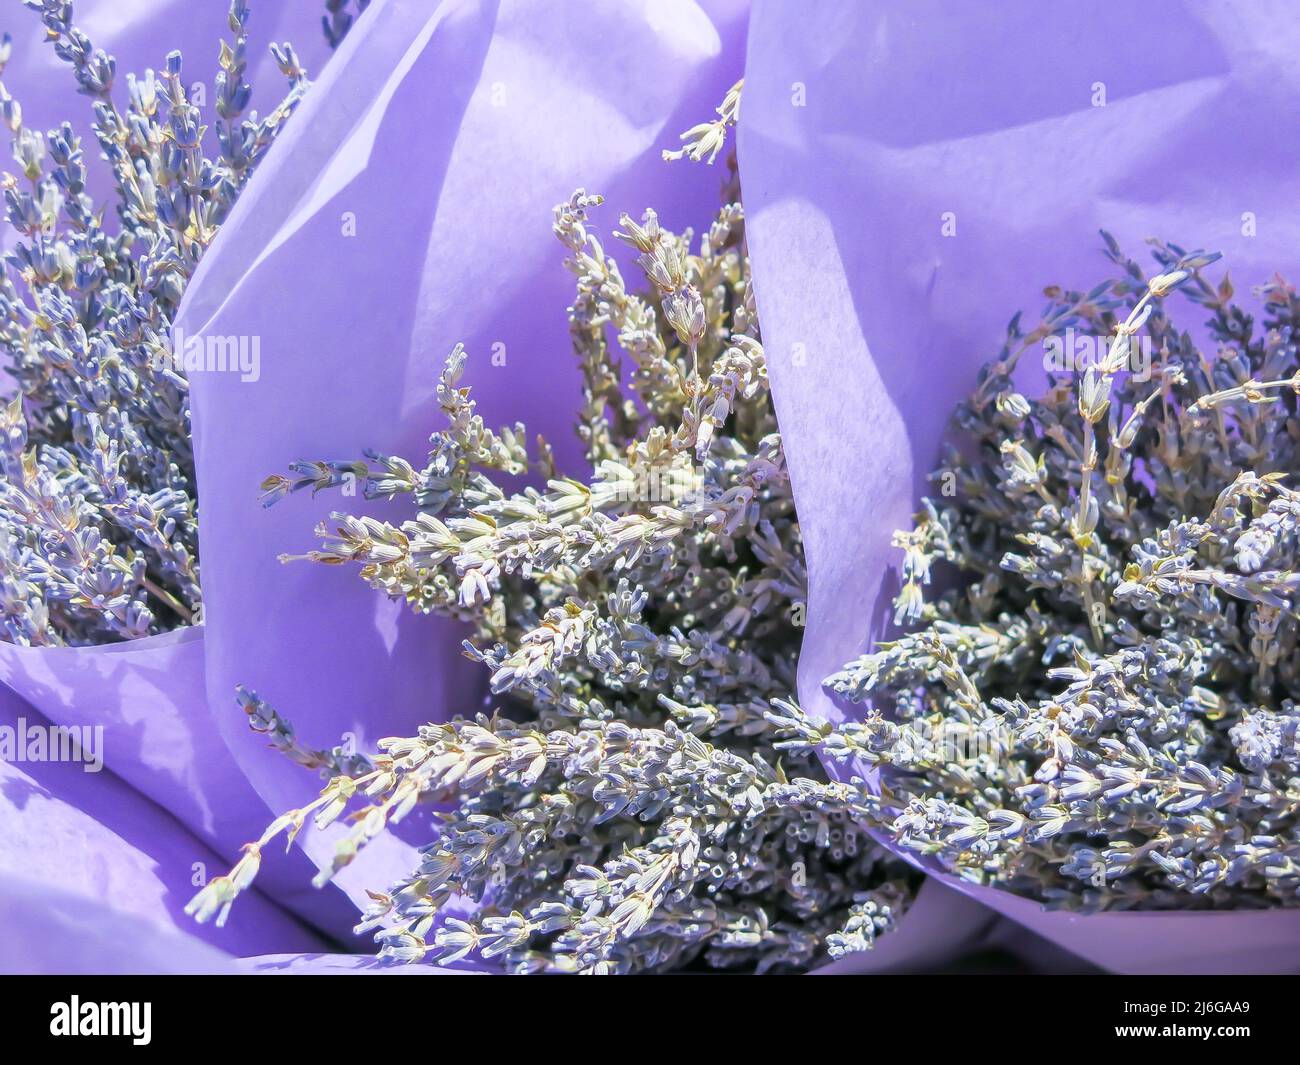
[{"x1": 662, "y1": 78, "x2": 741, "y2": 166}]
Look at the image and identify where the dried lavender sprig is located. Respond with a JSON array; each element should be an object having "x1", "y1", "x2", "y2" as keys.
[{"x1": 238, "y1": 685, "x2": 372, "y2": 779}]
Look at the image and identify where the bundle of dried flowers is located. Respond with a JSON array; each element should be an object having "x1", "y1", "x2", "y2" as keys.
[
  {"x1": 817, "y1": 241, "x2": 1300, "y2": 912},
  {"x1": 191, "y1": 95, "x2": 922, "y2": 970},
  {"x1": 0, "y1": 0, "x2": 307, "y2": 646}
]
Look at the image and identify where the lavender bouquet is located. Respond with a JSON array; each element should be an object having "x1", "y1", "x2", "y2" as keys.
[
  {"x1": 820, "y1": 247, "x2": 1300, "y2": 912},
  {"x1": 0, "y1": 0, "x2": 306, "y2": 647},
  {"x1": 192, "y1": 159, "x2": 933, "y2": 973}
]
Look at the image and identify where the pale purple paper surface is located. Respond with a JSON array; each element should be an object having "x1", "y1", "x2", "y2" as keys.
[
  {"x1": 0, "y1": 874, "x2": 240, "y2": 974},
  {"x1": 0, "y1": 684, "x2": 323, "y2": 967},
  {"x1": 742, "y1": 0, "x2": 1300, "y2": 972},
  {"x1": 0, "y1": 627, "x2": 366, "y2": 936}
]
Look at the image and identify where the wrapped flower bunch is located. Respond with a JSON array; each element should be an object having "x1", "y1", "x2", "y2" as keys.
[
  {"x1": 0, "y1": 0, "x2": 307, "y2": 647},
  {"x1": 192, "y1": 164, "x2": 928, "y2": 974}
]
